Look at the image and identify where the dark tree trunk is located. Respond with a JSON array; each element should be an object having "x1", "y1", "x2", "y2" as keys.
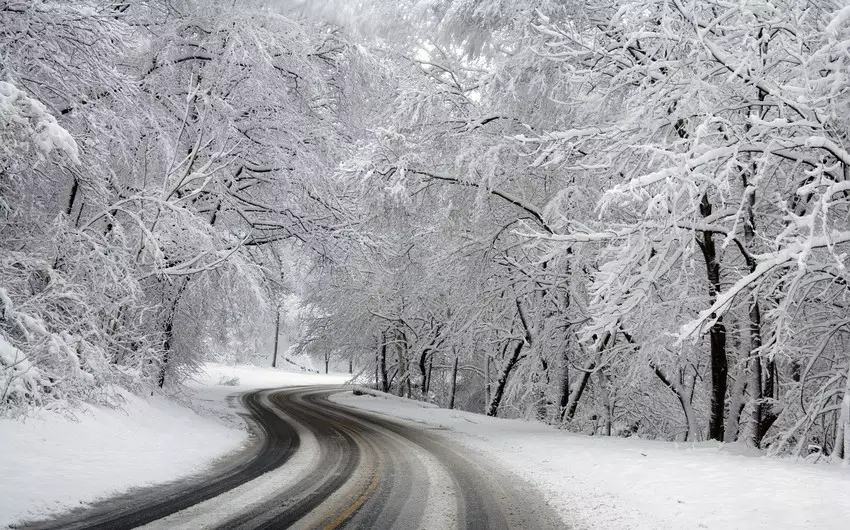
[
  {"x1": 484, "y1": 354, "x2": 491, "y2": 411},
  {"x1": 559, "y1": 352, "x2": 570, "y2": 414},
  {"x1": 158, "y1": 323, "x2": 172, "y2": 388},
  {"x1": 418, "y1": 324, "x2": 443, "y2": 398},
  {"x1": 653, "y1": 364, "x2": 701, "y2": 441},
  {"x1": 66, "y1": 177, "x2": 79, "y2": 216},
  {"x1": 379, "y1": 332, "x2": 389, "y2": 393},
  {"x1": 698, "y1": 194, "x2": 728, "y2": 442},
  {"x1": 740, "y1": 160, "x2": 778, "y2": 447},
  {"x1": 425, "y1": 358, "x2": 433, "y2": 395},
  {"x1": 564, "y1": 360, "x2": 594, "y2": 422},
  {"x1": 74, "y1": 201, "x2": 85, "y2": 227},
  {"x1": 751, "y1": 300, "x2": 777, "y2": 446},
  {"x1": 564, "y1": 335, "x2": 609, "y2": 422},
  {"x1": 396, "y1": 329, "x2": 409, "y2": 397},
  {"x1": 157, "y1": 279, "x2": 188, "y2": 388},
  {"x1": 486, "y1": 340, "x2": 524, "y2": 417},
  {"x1": 272, "y1": 308, "x2": 280, "y2": 368},
  {"x1": 449, "y1": 356, "x2": 459, "y2": 410},
  {"x1": 536, "y1": 356, "x2": 550, "y2": 421},
  {"x1": 707, "y1": 321, "x2": 728, "y2": 441},
  {"x1": 487, "y1": 300, "x2": 532, "y2": 417},
  {"x1": 158, "y1": 314, "x2": 175, "y2": 388},
  {"x1": 374, "y1": 354, "x2": 379, "y2": 389},
  {"x1": 419, "y1": 350, "x2": 429, "y2": 399},
  {"x1": 596, "y1": 367, "x2": 614, "y2": 436}
]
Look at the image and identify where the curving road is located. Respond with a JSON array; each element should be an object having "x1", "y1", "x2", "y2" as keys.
[{"x1": 21, "y1": 386, "x2": 563, "y2": 529}]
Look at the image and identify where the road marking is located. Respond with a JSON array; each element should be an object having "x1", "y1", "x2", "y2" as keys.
[{"x1": 321, "y1": 472, "x2": 380, "y2": 530}]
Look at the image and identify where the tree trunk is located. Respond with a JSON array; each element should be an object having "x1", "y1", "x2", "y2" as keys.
[
  {"x1": 743, "y1": 44, "x2": 777, "y2": 448},
  {"x1": 397, "y1": 373, "x2": 406, "y2": 397},
  {"x1": 158, "y1": 325, "x2": 172, "y2": 388},
  {"x1": 425, "y1": 357, "x2": 433, "y2": 395},
  {"x1": 743, "y1": 192, "x2": 777, "y2": 447},
  {"x1": 597, "y1": 368, "x2": 613, "y2": 436},
  {"x1": 486, "y1": 339, "x2": 524, "y2": 417},
  {"x1": 396, "y1": 329, "x2": 409, "y2": 397},
  {"x1": 484, "y1": 354, "x2": 491, "y2": 411},
  {"x1": 564, "y1": 361, "x2": 593, "y2": 423},
  {"x1": 449, "y1": 356, "x2": 459, "y2": 410},
  {"x1": 487, "y1": 300, "x2": 532, "y2": 417},
  {"x1": 725, "y1": 361, "x2": 749, "y2": 442},
  {"x1": 653, "y1": 364, "x2": 702, "y2": 441},
  {"x1": 559, "y1": 351, "x2": 570, "y2": 416},
  {"x1": 707, "y1": 307, "x2": 728, "y2": 442},
  {"x1": 66, "y1": 176, "x2": 79, "y2": 216},
  {"x1": 564, "y1": 338, "x2": 608, "y2": 422},
  {"x1": 536, "y1": 356, "x2": 549, "y2": 421},
  {"x1": 834, "y1": 363, "x2": 850, "y2": 461},
  {"x1": 157, "y1": 278, "x2": 189, "y2": 388},
  {"x1": 419, "y1": 348, "x2": 429, "y2": 399},
  {"x1": 379, "y1": 331, "x2": 389, "y2": 393},
  {"x1": 272, "y1": 307, "x2": 280, "y2": 368},
  {"x1": 699, "y1": 195, "x2": 728, "y2": 441}
]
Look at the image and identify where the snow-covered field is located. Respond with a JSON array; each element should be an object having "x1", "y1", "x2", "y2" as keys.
[
  {"x1": 333, "y1": 390, "x2": 850, "y2": 530},
  {"x1": 0, "y1": 363, "x2": 349, "y2": 528}
]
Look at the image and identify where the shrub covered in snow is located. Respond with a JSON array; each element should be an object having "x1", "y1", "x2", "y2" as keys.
[{"x1": 217, "y1": 374, "x2": 240, "y2": 386}]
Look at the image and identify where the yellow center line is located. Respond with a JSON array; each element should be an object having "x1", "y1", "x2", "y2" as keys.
[
  {"x1": 300, "y1": 400, "x2": 383, "y2": 530},
  {"x1": 322, "y1": 472, "x2": 381, "y2": 530}
]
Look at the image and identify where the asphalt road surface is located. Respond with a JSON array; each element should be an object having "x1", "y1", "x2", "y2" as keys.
[{"x1": 21, "y1": 386, "x2": 563, "y2": 529}]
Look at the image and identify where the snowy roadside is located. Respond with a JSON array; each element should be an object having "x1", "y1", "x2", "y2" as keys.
[
  {"x1": 332, "y1": 390, "x2": 850, "y2": 530},
  {"x1": 0, "y1": 363, "x2": 349, "y2": 528},
  {"x1": 186, "y1": 363, "x2": 351, "y2": 430}
]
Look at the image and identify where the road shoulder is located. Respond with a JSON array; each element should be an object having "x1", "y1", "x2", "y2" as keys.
[
  {"x1": 331, "y1": 389, "x2": 850, "y2": 530},
  {"x1": 0, "y1": 364, "x2": 347, "y2": 528}
]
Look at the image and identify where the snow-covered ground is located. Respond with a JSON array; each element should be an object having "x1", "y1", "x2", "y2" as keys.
[
  {"x1": 333, "y1": 390, "x2": 850, "y2": 530},
  {"x1": 0, "y1": 363, "x2": 349, "y2": 528},
  {"x1": 6, "y1": 362, "x2": 846, "y2": 530}
]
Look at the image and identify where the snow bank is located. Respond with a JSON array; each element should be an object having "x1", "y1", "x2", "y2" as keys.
[
  {"x1": 0, "y1": 389, "x2": 243, "y2": 527},
  {"x1": 0, "y1": 363, "x2": 349, "y2": 528},
  {"x1": 189, "y1": 362, "x2": 351, "y2": 390},
  {"x1": 333, "y1": 390, "x2": 850, "y2": 530}
]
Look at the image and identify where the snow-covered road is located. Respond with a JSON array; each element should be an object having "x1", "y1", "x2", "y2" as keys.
[
  {"x1": 18, "y1": 386, "x2": 561, "y2": 529},
  {"x1": 0, "y1": 364, "x2": 347, "y2": 528},
  {"x1": 333, "y1": 390, "x2": 850, "y2": 529},
  {"x1": 5, "y1": 364, "x2": 850, "y2": 529}
]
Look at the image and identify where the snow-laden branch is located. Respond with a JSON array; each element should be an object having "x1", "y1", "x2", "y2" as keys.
[
  {"x1": 679, "y1": 230, "x2": 850, "y2": 342},
  {"x1": 408, "y1": 169, "x2": 554, "y2": 234},
  {"x1": 139, "y1": 233, "x2": 251, "y2": 280}
]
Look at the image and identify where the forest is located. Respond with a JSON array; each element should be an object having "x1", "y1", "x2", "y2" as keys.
[{"x1": 2, "y1": 0, "x2": 850, "y2": 461}]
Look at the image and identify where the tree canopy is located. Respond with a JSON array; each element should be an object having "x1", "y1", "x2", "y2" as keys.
[{"x1": 2, "y1": 0, "x2": 850, "y2": 460}]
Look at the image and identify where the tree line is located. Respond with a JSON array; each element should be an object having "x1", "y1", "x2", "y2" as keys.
[
  {"x1": 2, "y1": 0, "x2": 850, "y2": 461},
  {"x1": 298, "y1": 0, "x2": 850, "y2": 459}
]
